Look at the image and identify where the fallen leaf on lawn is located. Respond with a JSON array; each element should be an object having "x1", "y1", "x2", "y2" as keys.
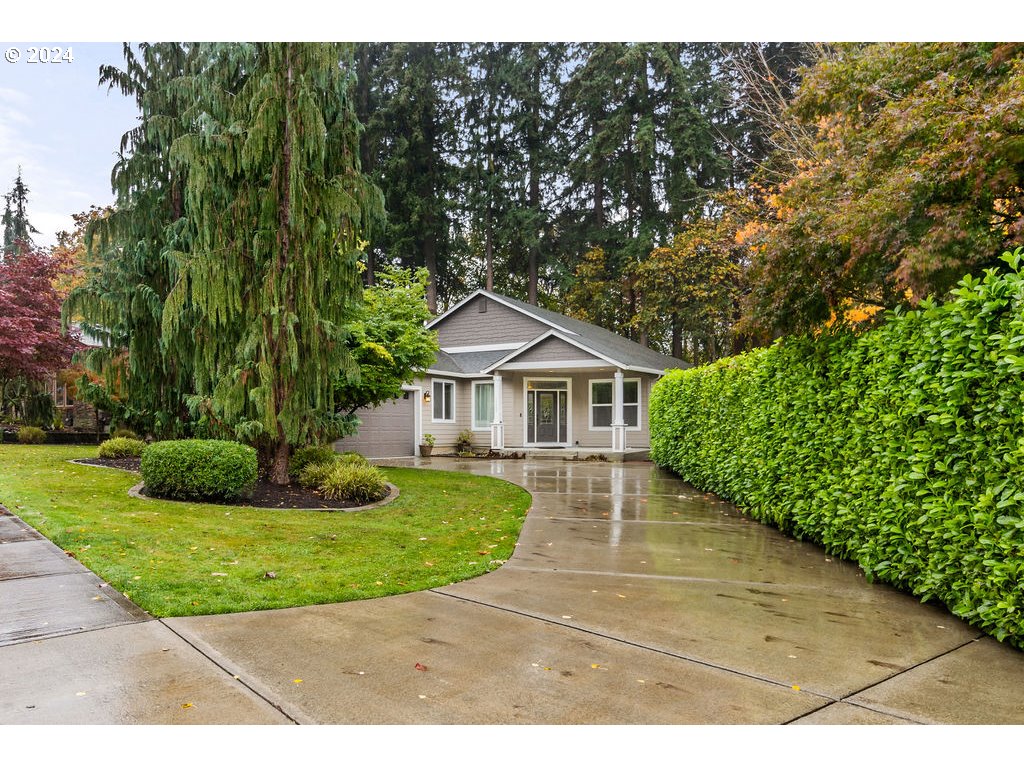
[
  {"x1": 181, "y1": 702, "x2": 193, "y2": 709},
  {"x1": 293, "y1": 679, "x2": 303, "y2": 684},
  {"x1": 414, "y1": 663, "x2": 427, "y2": 671},
  {"x1": 792, "y1": 685, "x2": 801, "y2": 691},
  {"x1": 423, "y1": 562, "x2": 433, "y2": 567},
  {"x1": 210, "y1": 572, "x2": 228, "y2": 577},
  {"x1": 418, "y1": 695, "x2": 427, "y2": 699}
]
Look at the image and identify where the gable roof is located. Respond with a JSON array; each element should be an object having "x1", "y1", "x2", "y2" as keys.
[{"x1": 429, "y1": 289, "x2": 689, "y2": 376}]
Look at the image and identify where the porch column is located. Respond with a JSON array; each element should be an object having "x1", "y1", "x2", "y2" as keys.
[
  {"x1": 611, "y1": 369, "x2": 626, "y2": 452},
  {"x1": 490, "y1": 373, "x2": 504, "y2": 450}
]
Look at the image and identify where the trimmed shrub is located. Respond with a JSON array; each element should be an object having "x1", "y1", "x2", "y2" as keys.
[
  {"x1": 111, "y1": 427, "x2": 139, "y2": 440},
  {"x1": 141, "y1": 439, "x2": 258, "y2": 501},
  {"x1": 99, "y1": 437, "x2": 146, "y2": 459},
  {"x1": 288, "y1": 444, "x2": 339, "y2": 477},
  {"x1": 17, "y1": 426, "x2": 46, "y2": 444},
  {"x1": 650, "y1": 250, "x2": 1024, "y2": 648},
  {"x1": 317, "y1": 463, "x2": 389, "y2": 505},
  {"x1": 297, "y1": 460, "x2": 338, "y2": 490}
]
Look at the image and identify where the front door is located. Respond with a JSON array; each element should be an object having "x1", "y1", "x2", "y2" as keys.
[{"x1": 527, "y1": 388, "x2": 568, "y2": 445}]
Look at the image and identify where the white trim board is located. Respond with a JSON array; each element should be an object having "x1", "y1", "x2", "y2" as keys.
[{"x1": 441, "y1": 342, "x2": 523, "y2": 354}]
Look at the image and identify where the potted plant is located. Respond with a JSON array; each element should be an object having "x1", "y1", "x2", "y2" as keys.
[{"x1": 419, "y1": 433, "x2": 436, "y2": 457}]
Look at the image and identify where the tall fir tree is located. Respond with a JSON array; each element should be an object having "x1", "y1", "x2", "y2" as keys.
[
  {"x1": 64, "y1": 43, "x2": 200, "y2": 437},
  {"x1": 359, "y1": 42, "x2": 466, "y2": 313},
  {"x1": 1, "y1": 168, "x2": 40, "y2": 262}
]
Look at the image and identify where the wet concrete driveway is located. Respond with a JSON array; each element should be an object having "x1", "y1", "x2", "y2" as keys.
[{"x1": 3, "y1": 458, "x2": 1024, "y2": 724}]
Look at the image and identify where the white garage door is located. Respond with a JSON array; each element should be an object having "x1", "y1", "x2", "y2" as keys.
[{"x1": 333, "y1": 392, "x2": 416, "y2": 458}]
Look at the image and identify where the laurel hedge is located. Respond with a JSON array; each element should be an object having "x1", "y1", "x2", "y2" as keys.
[{"x1": 650, "y1": 250, "x2": 1024, "y2": 647}]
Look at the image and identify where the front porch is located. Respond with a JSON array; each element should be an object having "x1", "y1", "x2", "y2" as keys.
[{"x1": 494, "y1": 445, "x2": 651, "y2": 462}]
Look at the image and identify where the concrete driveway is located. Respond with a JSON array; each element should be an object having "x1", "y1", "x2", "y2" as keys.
[{"x1": 3, "y1": 457, "x2": 1024, "y2": 724}]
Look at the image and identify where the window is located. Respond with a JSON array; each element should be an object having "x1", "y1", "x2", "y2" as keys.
[
  {"x1": 590, "y1": 378, "x2": 640, "y2": 430},
  {"x1": 472, "y1": 381, "x2": 494, "y2": 430},
  {"x1": 432, "y1": 379, "x2": 455, "y2": 422}
]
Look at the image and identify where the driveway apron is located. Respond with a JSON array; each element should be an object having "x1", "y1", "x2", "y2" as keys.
[{"x1": 4, "y1": 458, "x2": 1024, "y2": 724}]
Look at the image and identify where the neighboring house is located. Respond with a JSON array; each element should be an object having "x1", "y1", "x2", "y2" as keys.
[{"x1": 334, "y1": 290, "x2": 689, "y2": 458}]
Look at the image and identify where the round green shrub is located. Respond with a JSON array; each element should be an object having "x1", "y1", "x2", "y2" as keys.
[
  {"x1": 17, "y1": 426, "x2": 46, "y2": 444},
  {"x1": 288, "y1": 444, "x2": 339, "y2": 476},
  {"x1": 141, "y1": 439, "x2": 258, "y2": 501},
  {"x1": 99, "y1": 437, "x2": 147, "y2": 459},
  {"x1": 111, "y1": 427, "x2": 139, "y2": 440},
  {"x1": 317, "y1": 463, "x2": 389, "y2": 505}
]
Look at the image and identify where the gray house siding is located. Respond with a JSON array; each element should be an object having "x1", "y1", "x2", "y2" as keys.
[
  {"x1": 436, "y1": 295, "x2": 547, "y2": 348},
  {"x1": 511, "y1": 336, "x2": 601, "y2": 364}
]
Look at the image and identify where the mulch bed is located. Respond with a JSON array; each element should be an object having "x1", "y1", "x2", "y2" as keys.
[{"x1": 75, "y1": 456, "x2": 362, "y2": 510}]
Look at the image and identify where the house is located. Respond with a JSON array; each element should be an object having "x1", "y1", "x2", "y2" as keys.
[{"x1": 334, "y1": 290, "x2": 690, "y2": 459}]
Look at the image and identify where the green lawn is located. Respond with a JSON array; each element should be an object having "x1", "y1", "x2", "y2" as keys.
[{"x1": 0, "y1": 444, "x2": 531, "y2": 617}]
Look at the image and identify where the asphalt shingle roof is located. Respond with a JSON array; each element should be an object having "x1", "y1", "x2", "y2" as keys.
[{"x1": 480, "y1": 291, "x2": 690, "y2": 373}]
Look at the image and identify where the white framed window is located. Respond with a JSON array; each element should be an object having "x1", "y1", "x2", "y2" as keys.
[
  {"x1": 472, "y1": 381, "x2": 494, "y2": 431},
  {"x1": 431, "y1": 379, "x2": 456, "y2": 422},
  {"x1": 589, "y1": 378, "x2": 641, "y2": 430}
]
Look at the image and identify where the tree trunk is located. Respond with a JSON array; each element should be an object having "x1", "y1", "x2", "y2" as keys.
[
  {"x1": 268, "y1": 43, "x2": 295, "y2": 486},
  {"x1": 671, "y1": 314, "x2": 683, "y2": 359},
  {"x1": 526, "y1": 49, "x2": 541, "y2": 306},
  {"x1": 424, "y1": 236, "x2": 438, "y2": 314}
]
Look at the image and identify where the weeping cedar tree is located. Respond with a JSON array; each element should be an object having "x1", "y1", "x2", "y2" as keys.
[{"x1": 164, "y1": 43, "x2": 384, "y2": 484}]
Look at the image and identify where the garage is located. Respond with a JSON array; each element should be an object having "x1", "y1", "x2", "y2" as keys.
[{"x1": 332, "y1": 390, "x2": 417, "y2": 458}]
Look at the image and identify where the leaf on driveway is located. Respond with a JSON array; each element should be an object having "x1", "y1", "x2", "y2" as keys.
[{"x1": 414, "y1": 663, "x2": 428, "y2": 671}]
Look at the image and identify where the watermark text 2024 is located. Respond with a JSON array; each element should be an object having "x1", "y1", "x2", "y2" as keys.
[{"x1": 4, "y1": 47, "x2": 74, "y2": 64}]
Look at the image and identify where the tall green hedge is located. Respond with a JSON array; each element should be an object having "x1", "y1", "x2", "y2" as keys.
[{"x1": 650, "y1": 250, "x2": 1024, "y2": 647}]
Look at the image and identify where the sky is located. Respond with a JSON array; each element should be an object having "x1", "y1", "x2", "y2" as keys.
[{"x1": 0, "y1": 42, "x2": 138, "y2": 247}]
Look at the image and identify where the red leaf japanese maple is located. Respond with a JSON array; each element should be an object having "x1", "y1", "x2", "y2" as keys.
[{"x1": 0, "y1": 244, "x2": 80, "y2": 383}]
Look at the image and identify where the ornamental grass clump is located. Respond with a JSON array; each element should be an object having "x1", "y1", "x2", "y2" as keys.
[
  {"x1": 288, "y1": 444, "x2": 339, "y2": 477},
  {"x1": 99, "y1": 437, "x2": 146, "y2": 459},
  {"x1": 318, "y1": 463, "x2": 389, "y2": 505},
  {"x1": 141, "y1": 439, "x2": 258, "y2": 501},
  {"x1": 17, "y1": 426, "x2": 46, "y2": 444},
  {"x1": 297, "y1": 460, "x2": 338, "y2": 491}
]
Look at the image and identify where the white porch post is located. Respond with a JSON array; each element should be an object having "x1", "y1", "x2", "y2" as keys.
[
  {"x1": 490, "y1": 373, "x2": 505, "y2": 450},
  {"x1": 611, "y1": 369, "x2": 626, "y2": 452}
]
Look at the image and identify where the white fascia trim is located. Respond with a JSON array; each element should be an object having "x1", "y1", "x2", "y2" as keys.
[
  {"x1": 426, "y1": 289, "x2": 579, "y2": 336},
  {"x1": 440, "y1": 342, "x2": 523, "y2": 354},
  {"x1": 483, "y1": 329, "x2": 625, "y2": 373},
  {"x1": 424, "y1": 368, "x2": 478, "y2": 379}
]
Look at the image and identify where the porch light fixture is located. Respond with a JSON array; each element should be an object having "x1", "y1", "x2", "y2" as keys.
[{"x1": 423, "y1": 391, "x2": 431, "y2": 404}]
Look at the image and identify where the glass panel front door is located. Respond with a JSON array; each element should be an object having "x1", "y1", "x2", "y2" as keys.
[{"x1": 527, "y1": 388, "x2": 567, "y2": 445}]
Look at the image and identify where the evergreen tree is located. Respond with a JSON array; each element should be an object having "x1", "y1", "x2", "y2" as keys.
[
  {"x1": 64, "y1": 43, "x2": 200, "y2": 438},
  {"x1": 164, "y1": 42, "x2": 383, "y2": 484},
  {"x1": 360, "y1": 43, "x2": 465, "y2": 313},
  {"x1": 1, "y1": 168, "x2": 40, "y2": 261}
]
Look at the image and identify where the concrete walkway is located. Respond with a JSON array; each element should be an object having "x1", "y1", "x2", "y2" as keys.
[{"x1": 3, "y1": 457, "x2": 1024, "y2": 724}]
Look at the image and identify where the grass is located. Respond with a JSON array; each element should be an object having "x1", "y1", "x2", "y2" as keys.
[{"x1": 0, "y1": 444, "x2": 531, "y2": 618}]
